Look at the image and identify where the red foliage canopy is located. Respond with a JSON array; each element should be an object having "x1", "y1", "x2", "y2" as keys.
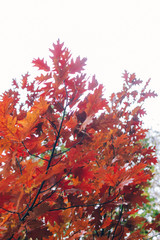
[{"x1": 0, "y1": 40, "x2": 158, "y2": 239}]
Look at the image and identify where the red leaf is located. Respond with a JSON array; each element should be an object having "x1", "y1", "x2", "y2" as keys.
[
  {"x1": 50, "y1": 39, "x2": 65, "y2": 59},
  {"x1": 129, "y1": 73, "x2": 136, "y2": 83},
  {"x1": 102, "y1": 217, "x2": 112, "y2": 228},
  {"x1": 21, "y1": 73, "x2": 30, "y2": 89},
  {"x1": 88, "y1": 75, "x2": 98, "y2": 90},
  {"x1": 32, "y1": 58, "x2": 50, "y2": 71},
  {"x1": 0, "y1": 193, "x2": 12, "y2": 205},
  {"x1": 123, "y1": 70, "x2": 128, "y2": 82},
  {"x1": 12, "y1": 79, "x2": 19, "y2": 89},
  {"x1": 137, "y1": 108, "x2": 146, "y2": 117},
  {"x1": 69, "y1": 56, "x2": 87, "y2": 74},
  {"x1": 132, "y1": 78, "x2": 143, "y2": 85},
  {"x1": 27, "y1": 226, "x2": 52, "y2": 240},
  {"x1": 138, "y1": 90, "x2": 158, "y2": 103}
]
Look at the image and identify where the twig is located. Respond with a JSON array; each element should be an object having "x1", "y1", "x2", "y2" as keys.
[
  {"x1": 22, "y1": 141, "x2": 49, "y2": 162},
  {"x1": 111, "y1": 204, "x2": 123, "y2": 240},
  {"x1": 49, "y1": 193, "x2": 119, "y2": 212}
]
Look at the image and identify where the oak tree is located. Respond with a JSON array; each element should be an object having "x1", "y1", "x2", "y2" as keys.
[{"x1": 0, "y1": 40, "x2": 159, "y2": 239}]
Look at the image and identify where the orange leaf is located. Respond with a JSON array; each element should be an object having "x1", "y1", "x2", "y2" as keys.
[
  {"x1": 101, "y1": 217, "x2": 112, "y2": 229},
  {"x1": 66, "y1": 115, "x2": 77, "y2": 129}
]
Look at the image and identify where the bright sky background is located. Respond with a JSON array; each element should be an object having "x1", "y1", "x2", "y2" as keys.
[{"x1": 0, "y1": 0, "x2": 160, "y2": 131}]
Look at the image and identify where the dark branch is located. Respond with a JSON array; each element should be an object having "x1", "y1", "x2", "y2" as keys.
[
  {"x1": 112, "y1": 203, "x2": 123, "y2": 240},
  {"x1": 22, "y1": 141, "x2": 49, "y2": 162},
  {"x1": 20, "y1": 180, "x2": 45, "y2": 222},
  {"x1": 49, "y1": 193, "x2": 119, "y2": 212},
  {"x1": 16, "y1": 157, "x2": 23, "y2": 175}
]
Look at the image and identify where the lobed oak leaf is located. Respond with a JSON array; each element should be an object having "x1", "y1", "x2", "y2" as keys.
[
  {"x1": 0, "y1": 138, "x2": 12, "y2": 154},
  {"x1": 105, "y1": 172, "x2": 117, "y2": 187},
  {"x1": 69, "y1": 56, "x2": 87, "y2": 74},
  {"x1": 66, "y1": 115, "x2": 77, "y2": 129},
  {"x1": 131, "y1": 90, "x2": 138, "y2": 99},
  {"x1": 129, "y1": 73, "x2": 136, "y2": 83},
  {"x1": 21, "y1": 73, "x2": 30, "y2": 89},
  {"x1": 131, "y1": 106, "x2": 141, "y2": 116},
  {"x1": 138, "y1": 89, "x2": 157, "y2": 103},
  {"x1": 32, "y1": 58, "x2": 50, "y2": 71},
  {"x1": 86, "y1": 84, "x2": 106, "y2": 115},
  {"x1": 18, "y1": 97, "x2": 49, "y2": 139},
  {"x1": 137, "y1": 107, "x2": 146, "y2": 117},
  {"x1": 123, "y1": 70, "x2": 129, "y2": 82},
  {"x1": 18, "y1": 111, "x2": 40, "y2": 138},
  {"x1": 44, "y1": 210, "x2": 63, "y2": 226},
  {"x1": 6, "y1": 115, "x2": 17, "y2": 136},
  {"x1": 72, "y1": 176, "x2": 81, "y2": 186},
  {"x1": 145, "y1": 90, "x2": 157, "y2": 98},
  {"x1": 88, "y1": 75, "x2": 98, "y2": 90},
  {"x1": 35, "y1": 73, "x2": 52, "y2": 83},
  {"x1": 50, "y1": 39, "x2": 65, "y2": 59},
  {"x1": 132, "y1": 78, "x2": 143, "y2": 85},
  {"x1": 12, "y1": 78, "x2": 19, "y2": 88},
  {"x1": 123, "y1": 71, "x2": 143, "y2": 85}
]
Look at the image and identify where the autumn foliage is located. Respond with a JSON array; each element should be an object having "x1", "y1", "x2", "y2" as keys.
[{"x1": 0, "y1": 40, "x2": 159, "y2": 239}]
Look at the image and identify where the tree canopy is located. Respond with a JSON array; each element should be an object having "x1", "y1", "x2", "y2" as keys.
[{"x1": 0, "y1": 40, "x2": 159, "y2": 239}]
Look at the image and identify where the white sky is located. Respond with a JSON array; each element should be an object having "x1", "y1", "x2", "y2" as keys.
[{"x1": 0, "y1": 0, "x2": 160, "y2": 131}]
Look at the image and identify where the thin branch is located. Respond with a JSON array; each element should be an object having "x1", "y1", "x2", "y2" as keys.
[
  {"x1": 7, "y1": 234, "x2": 14, "y2": 240},
  {"x1": 46, "y1": 104, "x2": 67, "y2": 171},
  {"x1": 53, "y1": 135, "x2": 85, "y2": 159},
  {"x1": 63, "y1": 79, "x2": 69, "y2": 105},
  {"x1": 49, "y1": 156, "x2": 63, "y2": 168},
  {"x1": 40, "y1": 168, "x2": 71, "y2": 194},
  {"x1": 18, "y1": 193, "x2": 33, "y2": 215},
  {"x1": 16, "y1": 157, "x2": 23, "y2": 175},
  {"x1": 111, "y1": 204, "x2": 123, "y2": 240},
  {"x1": 20, "y1": 180, "x2": 45, "y2": 222},
  {"x1": 49, "y1": 193, "x2": 119, "y2": 212},
  {"x1": 22, "y1": 141, "x2": 49, "y2": 162},
  {"x1": 47, "y1": 118, "x2": 59, "y2": 134},
  {"x1": 20, "y1": 93, "x2": 68, "y2": 222},
  {"x1": 0, "y1": 206, "x2": 18, "y2": 214}
]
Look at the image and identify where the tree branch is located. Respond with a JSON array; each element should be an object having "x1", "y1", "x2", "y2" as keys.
[{"x1": 49, "y1": 193, "x2": 119, "y2": 212}]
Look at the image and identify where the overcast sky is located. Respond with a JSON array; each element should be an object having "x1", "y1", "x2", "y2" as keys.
[{"x1": 0, "y1": 0, "x2": 160, "y2": 131}]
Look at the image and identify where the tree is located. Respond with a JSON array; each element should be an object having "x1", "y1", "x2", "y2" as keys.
[{"x1": 0, "y1": 40, "x2": 159, "y2": 239}]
